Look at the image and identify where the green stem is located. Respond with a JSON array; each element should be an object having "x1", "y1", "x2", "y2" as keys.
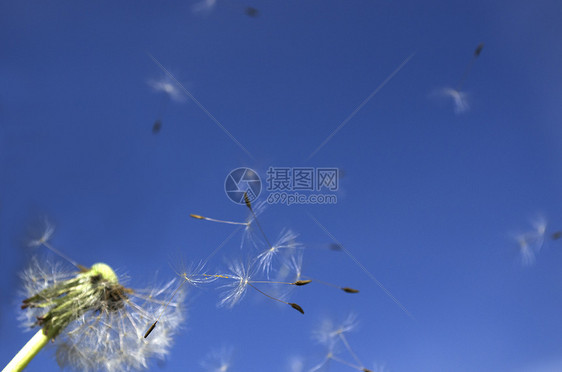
[{"x1": 3, "y1": 329, "x2": 49, "y2": 372}]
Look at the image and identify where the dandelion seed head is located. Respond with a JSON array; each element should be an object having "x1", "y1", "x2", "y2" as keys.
[{"x1": 19, "y1": 256, "x2": 185, "y2": 371}]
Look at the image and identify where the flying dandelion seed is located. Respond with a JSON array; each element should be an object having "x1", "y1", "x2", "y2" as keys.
[
  {"x1": 551, "y1": 231, "x2": 561, "y2": 240},
  {"x1": 215, "y1": 258, "x2": 305, "y2": 314},
  {"x1": 441, "y1": 88, "x2": 470, "y2": 114},
  {"x1": 314, "y1": 313, "x2": 358, "y2": 347},
  {"x1": 439, "y1": 43, "x2": 484, "y2": 115},
  {"x1": 152, "y1": 120, "x2": 162, "y2": 134},
  {"x1": 200, "y1": 346, "x2": 234, "y2": 372},
  {"x1": 329, "y1": 243, "x2": 343, "y2": 251},
  {"x1": 192, "y1": 0, "x2": 217, "y2": 13},
  {"x1": 190, "y1": 200, "x2": 268, "y2": 251},
  {"x1": 274, "y1": 249, "x2": 359, "y2": 301},
  {"x1": 512, "y1": 217, "x2": 547, "y2": 266},
  {"x1": 456, "y1": 43, "x2": 484, "y2": 91},
  {"x1": 245, "y1": 6, "x2": 259, "y2": 17},
  {"x1": 288, "y1": 356, "x2": 305, "y2": 372},
  {"x1": 217, "y1": 259, "x2": 254, "y2": 308},
  {"x1": 147, "y1": 76, "x2": 184, "y2": 134},
  {"x1": 311, "y1": 314, "x2": 372, "y2": 372},
  {"x1": 255, "y1": 228, "x2": 303, "y2": 278}
]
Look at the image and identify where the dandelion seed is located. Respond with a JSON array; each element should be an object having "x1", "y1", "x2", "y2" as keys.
[
  {"x1": 147, "y1": 74, "x2": 185, "y2": 133},
  {"x1": 456, "y1": 42, "x2": 484, "y2": 91},
  {"x1": 27, "y1": 219, "x2": 55, "y2": 247},
  {"x1": 215, "y1": 259, "x2": 305, "y2": 314},
  {"x1": 189, "y1": 201, "x2": 267, "y2": 251},
  {"x1": 289, "y1": 302, "x2": 305, "y2": 314},
  {"x1": 147, "y1": 77, "x2": 184, "y2": 103},
  {"x1": 192, "y1": 0, "x2": 217, "y2": 13},
  {"x1": 302, "y1": 276, "x2": 359, "y2": 295},
  {"x1": 442, "y1": 88, "x2": 469, "y2": 114},
  {"x1": 152, "y1": 120, "x2": 162, "y2": 134},
  {"x1": 474, "y1": 43, "x2": 484, "y2": 57},
  {"x1": 288, "y1": 356, "x2": 304, "y2": 372},
  {"x1": 329, "y1": 243, "x2": 343, "y2": 251},
  {"x1": 513, "y1": 217, "x2": 547, "y2": 266},
  {"x1": 217, "y1": 259, "x2": 253, "y2": 308},
  {"x1": 27, "y1": 220, "x2": 87, "y2": 272},
  {"x1": 312, "y1": 314, "x2": 371, "y2": 372},
  {"x1": 190, "y1": 213, "x2": 249, "y2": 227},
  {"x1": 437, "y1": 43, "x2": 484, "y2": 115},
  {"x1": 144, "y1": 259, "x2": 209, "y2": 339},
  {"x1": 245, "y1": 6, "x2": 259, "y2": 17},
  {"x1": 200, "y1": 346, "x2": 234, "y2": 372},
  {"x1": 255, "y1": 228, "x2": 302, "y2": 277},
  {"x1": 551, "y1": 231, "x2": 561, "y2": 240}
]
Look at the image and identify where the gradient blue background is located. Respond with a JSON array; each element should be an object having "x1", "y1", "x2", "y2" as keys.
[{"x1": 2, "y1": 1, "x2": 562, "y2": 371}]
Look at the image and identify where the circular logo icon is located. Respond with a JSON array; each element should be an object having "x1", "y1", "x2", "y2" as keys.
[{"x1": 225, "y1": 168, "x2": 262, "y2": 204}]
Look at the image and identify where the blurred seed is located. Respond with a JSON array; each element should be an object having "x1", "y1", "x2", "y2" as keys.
[
  {"x1": 342, "y1": 287, "x2": 359, "y2": 294},
  {"x1": 245, "y1": 6, "x2": 259, "y2": 17},
  {"x1": 152, "y1": 120, "x2": 162, "y2": 134},
  {"x1": 474, "y1": 43, "x2": 484, "y2": 57},
  {"x1": 329, "y1": 243, "x2": 343, "y2": 251},
  {"x1": 552, "y1": 231, "x2": 561, "y2": 240}
]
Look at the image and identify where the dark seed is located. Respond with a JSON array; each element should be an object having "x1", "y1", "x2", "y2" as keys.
[{"x1": 289, "y1": 303, "x2": 304, "y2": 314}]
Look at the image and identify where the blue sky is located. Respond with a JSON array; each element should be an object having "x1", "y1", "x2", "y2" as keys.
[{"x1": 1, "y1": 0, "x2": 562, "y2": 371}]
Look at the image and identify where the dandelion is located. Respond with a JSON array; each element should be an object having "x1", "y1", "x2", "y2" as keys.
[{"x1": 5, "y1": 227, "x2": 185, "y2": 372}]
